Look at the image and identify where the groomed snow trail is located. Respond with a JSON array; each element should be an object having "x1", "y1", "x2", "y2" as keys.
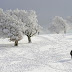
[{"x1": 0, "y1": 34, "x2": 72, "y2": 72}]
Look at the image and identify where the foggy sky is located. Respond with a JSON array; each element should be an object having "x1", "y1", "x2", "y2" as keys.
[{"x1": 0, "y1": 0, "x2": 72, "y2": 28}]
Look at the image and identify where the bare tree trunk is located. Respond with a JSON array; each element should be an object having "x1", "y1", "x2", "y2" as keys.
[
  {"x1": 38, "y1": 32, "x2": 40, "y2": 35},
  {"x1": 14, "y1": 40, "x2": 18, "y2": 46},
  {"x1": 56, "y1": 32, "x2": 59, "y2": 34},
  {"x1": 27, "y1": 36, "x2": 31, "y2": 43},
  {"x1": 64, "y1": 26, "x2": 66, "y2": 34},
  {"x1": 64, "y1": 29, "x2": 66, "y2": 34}
]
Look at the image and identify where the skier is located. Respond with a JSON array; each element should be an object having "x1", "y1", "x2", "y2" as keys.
[{"x1": 70, "y1": 50, "x2": 72, "y2": 59}]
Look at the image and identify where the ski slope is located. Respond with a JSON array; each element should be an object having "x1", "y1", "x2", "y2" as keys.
[{"x1": 0, "y1": 34, "x2": 72, "y2": 72}]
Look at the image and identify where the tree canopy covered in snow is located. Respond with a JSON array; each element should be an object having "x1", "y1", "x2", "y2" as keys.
[
  {"x1": 0, "y1": 8, "x2": 42, "y2": 45},
  {"x1": 0, "y1": 8, "x2": 24, "y2": 46},
  {"x1": 48, "y1": 16, "x2": 68, "y2": 34},
  {"x1": 6, "y1": 9, "x2": 41, "y2": 43},
  {"x1": 66, "y1": 16, "x2": 72, "y2": 30}
]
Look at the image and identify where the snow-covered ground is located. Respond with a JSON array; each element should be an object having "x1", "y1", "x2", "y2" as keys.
[{"x1": 0, "y1": 34, "x2": 72, "y2": 72}]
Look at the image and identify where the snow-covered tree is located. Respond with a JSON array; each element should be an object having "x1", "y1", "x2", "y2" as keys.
[
  {"x1": 6, "y1": 9, "x2": 41, "y2": 43},
  {"x1": 37, "y1": 25, "x2": 43, "y2": 35},
  {"x1": 0, "y1": 8, "x2": 23, "y2": 46},
  {"x1": 48, "y1": 23, "x2": 60, "y2": 34},
  {"x1": 67, "y1": 16, "x2": 72, "y2": 23},
  {"x1": 24, "y1": 10, "x2": 40, "y2": 43},
  {"x1": 66, "y1": 16, "x2": 72, "y2": 29},
  {"x1": 48, "y1": 16, "x2": 68, "y2": 34}
]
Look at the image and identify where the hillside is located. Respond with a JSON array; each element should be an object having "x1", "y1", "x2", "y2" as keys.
[{"x1": 0, "y1": 34, "x2": 72, "y2": 72}]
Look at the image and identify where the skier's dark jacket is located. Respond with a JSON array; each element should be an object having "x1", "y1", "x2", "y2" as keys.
[{"x1": 70, "y1": 50, "x2": 72, "y2": 55}]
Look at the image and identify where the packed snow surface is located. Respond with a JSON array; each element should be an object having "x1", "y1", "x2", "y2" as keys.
[{"x1": 0, "y1": 34, "x2": 72, "y2": 72}]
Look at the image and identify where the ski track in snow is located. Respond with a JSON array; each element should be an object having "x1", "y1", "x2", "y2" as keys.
[{"x1": 0, "y1": 34, "x2": 72, "y2": 72}]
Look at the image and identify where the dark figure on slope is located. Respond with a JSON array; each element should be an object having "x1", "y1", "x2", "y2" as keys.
[{"x1": 70, "y1": 50, "x2": 72, "y2": 58}]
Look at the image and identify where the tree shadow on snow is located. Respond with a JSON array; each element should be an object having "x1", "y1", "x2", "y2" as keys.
[
  {"x1": 0, "y1": 43, "x2": 14, "y2": 49},
  {"x1": 59, "y1": 59, "x2": 71, "y2": 63}
]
